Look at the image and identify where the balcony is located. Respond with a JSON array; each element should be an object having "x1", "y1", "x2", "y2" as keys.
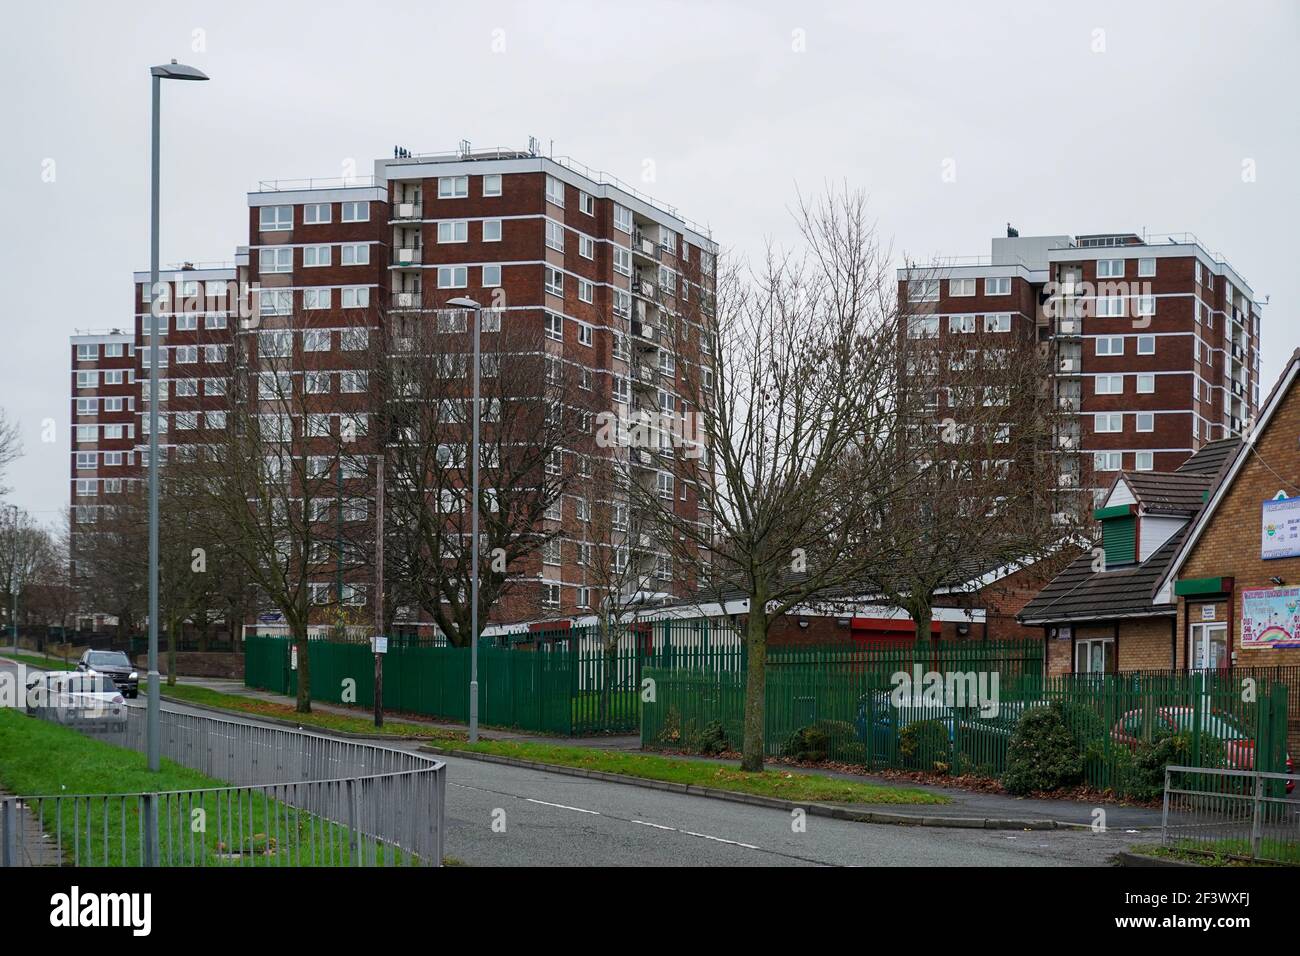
[
  {"x1": 634, "y1": 364, "x2": 658, "y2": 389},
  {"x1": 632, "y1": 277, "x2": 658, "y2": 301},
  {"x1": 392, "y1": 247, "x2": 422, "y2": 266},
  {"x1": 390, "y1": 202, "x2": 423, "y2": 221},
  {"x1": 1058, "y1": 357, "x2": 1081, "y2": 374},
  {"x1": 1057, "y1": 318, "x2": 1081, "y2": 336},
  {"x1": 632, "y1": 233, "x2": 662, "y2": 262},
  {"x1": 390, "y1": 291, "x2": 423, "y2": 311},
  {"x1": 632, "y1": 321, "x2": 657, "y2": 347}
]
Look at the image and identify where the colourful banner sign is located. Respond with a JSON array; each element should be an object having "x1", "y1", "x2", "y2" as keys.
[
  {"x1": 1261, "y1": 497, "x2": 1300, "y2": 560},
  {"x1": 1241, "y1": 586, "x2": 1300, "y2": 649}
]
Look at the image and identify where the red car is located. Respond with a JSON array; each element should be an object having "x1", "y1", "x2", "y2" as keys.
[{"x1": 1111, "y1": 707, "x2": 1294, "y2": 792}]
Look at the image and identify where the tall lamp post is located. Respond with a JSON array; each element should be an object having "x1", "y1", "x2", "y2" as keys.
[
  {"x1": 446, "y1": 297, "x2": 482, "y2": 742},
  {"x1": 147, "y1": 60, "x2": 208, "y2": 772},
  {"x1": 9, "y1": 504, "x2": 17, "y2": 655}
]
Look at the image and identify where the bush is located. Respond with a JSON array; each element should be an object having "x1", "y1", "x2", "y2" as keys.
[
  {"x1": 697, "y1": 720, "x2": 730, "y2": 756},
  {"x1": 1003, "y1": 704, "x2": 1083, "y2": 795},
  {"x1": 1128, "y1": 729, "x2": 1228, "y2": 801},
  {"x1": 782, "y1": 724, "x2": 831, "y2": 762},
  {"x1": 898, "y1": 719, "x2": 952, "y2": 773}
]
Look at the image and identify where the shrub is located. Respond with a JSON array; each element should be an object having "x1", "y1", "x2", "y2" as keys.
[
  {"x1": 1003, "y1": 704, "x2": 1083, "y2": 795},
  {"x1": 697, "y1": 720, "x2": 729, "y2": 755},
  {"x1": 1128, "y1": 729, "x2": 1228, "y2": 801},
  {"x1": 782, "y1": 724, "x2": 830, "y2": 762},
  {"x1": 898, "y1": 719, "x2": 952, "y2": 773}
]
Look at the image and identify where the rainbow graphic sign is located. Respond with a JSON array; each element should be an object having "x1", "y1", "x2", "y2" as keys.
[{"x1": 1241, "y1": 586, "x2": 1300, "y2": 649}]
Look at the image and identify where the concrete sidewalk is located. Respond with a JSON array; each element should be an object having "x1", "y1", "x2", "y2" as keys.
[{"x1": 1, "y1": 790, "x2": 62, "y2": 866}]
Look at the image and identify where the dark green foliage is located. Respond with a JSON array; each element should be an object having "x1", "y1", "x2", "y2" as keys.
[
  {"x1": 898, "y1": 719, "x2": 952, "y2": 773},
  {"x1": 1129, "y1": 729, "x2": 1229, "y2": 801},
  {"x1": 783, "y1": 724, "x2": 831, "y2": 762},
  {"x1": 697, "y1": 720, "x2": 730, "y2": 755},
  {"x1": 1003, "y1": 704, "x2": 1082, "y2": 795}
]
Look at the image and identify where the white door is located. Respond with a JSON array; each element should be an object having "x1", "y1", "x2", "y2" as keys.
[{"x1": 1189, "y1": 622, "x2": 1228, "y2": 669}]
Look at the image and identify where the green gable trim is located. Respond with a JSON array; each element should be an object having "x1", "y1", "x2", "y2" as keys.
[
  {"x1": 1101, "y1": 514, "x2": 1137, "y2": 566},
  {"x1": 1094, "y1": 504, "x2": 1136, "y2": 521},
  {"x1": 1175, "y1": 576, "x2": 1230, "y2": 597}
]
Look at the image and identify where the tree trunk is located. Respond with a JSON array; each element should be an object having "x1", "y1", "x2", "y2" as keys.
[
  {"x1": 911, "y1": 600, "x2": 934, "y2": 672},
  {"x1": 741, "y1": 610, "x2": 769, "y2": 772},
  {"x1": 293, "y1": 619, "x2": 312, "y2": 713}
]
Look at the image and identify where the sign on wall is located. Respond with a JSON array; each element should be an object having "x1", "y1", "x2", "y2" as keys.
[
  {"x1": 1261, "y1": 496, "x2": 1300, "y2": 560},
  {"x1": 1241, "y1": 586, "x2": 1300, "y2": 649}
]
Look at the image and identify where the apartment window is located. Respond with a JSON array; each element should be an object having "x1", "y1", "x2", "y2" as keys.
[
  {"x1": 104, "y1": 397, "x2": 124, "y2": 411},
  {"x1": 985, "y1": 313, "x2": 1011, "y2": 333},
  {"x1": 340, "y1": 328, "x2": 369, "y2": 351},
  {"x1": 1136, "y1": 412, "x2": 1154, "y2": 432},
  {"x1": 482, "y1": 219, "x2": 502, "y2": 242},
  {"x1": 341, "y1": 243, "x2": 370, "y2": 265},
  {"x1": 613, "y1": 204, "x2": 632, "y2": 234},
  {"x1": 658, "y1": 390, "x2": 675, "y2": 415},
  {"x1": 1095, "y1": 413, "x2": 1123, "y2": 433},
  {"x1": 104, "y1": 343, "x2": 124, "y2": 358},
  {"x1": 1094, "y1": 451, "x2": 1123, "y2": 472},
  {"x1": 613, "y1": 289, "x2": 631, "y2": 317},
  {"x1": 579, "y1": 235, "x2": 595, "y2": 260},
  {"x1": 341, "y1": 201, "x2": 369, "y2": 222},
  {"x1": 1096, "y1": 297, "x2": 1125, "y2": 317},
  {"x1": 174, "y1": 314, "x2": 198, "y2": 331},
  {"x1": 578, "y1": 278, "x2": 594, "y2": 304},
  {"x1": 613, "y1": 247, "x2": 632, "y2": 276},
  {"x1": 438, "y1": 221, "x2": 469, "y2": 243},
  {"x1": 258, "y1": 333, "x2": 292, "y2": 359},
  {"x1": 482, "y1": 264, "x2": 501, "y2": 287},
  {"x1": 75, "y1": 479, "x2": 97, "y2": 496},
  {"x1": 174, "y1": 345, "x2": 197, "y2": 364},
  {"x1": 482, "y1": 173, "x2": 502, "y2": 196},
  {"x1": 657, "y1": 471, "x2": 674, "y2": 500},
  {"x1": 545, "y1": 267, "x2": 564, "y2": 297},
  {"x1": 910, "y1": 280, "x2": 939, "y2": 302},
  {"x1": 341, "y1": 370, "x2": 367, "y2": 393},
  {"x1": 907, "y1": 316, "x2": 939, "y2": 338},
  {"x1": 438, "y1": 176, "x2": 468, "y2": 199},
  {"x1": 579, "y1": 191, "x2": 594, "y2": 215},
  {"x1": 1138, "y1": 258, "x2": 1156, "y2": 277},
  {"x1": 303, "y1": 330, "x2": 331, "y2": 352},
  {"x1": 204, "y1": 378, "x2": 227, "y2": 396},
  {"x1": 1136, "y1": 373, "x2": 1155, "y2": 394},
  {"x1": 1097, "y1": 259, "x2": 1124, "y2": 278},
  {"x1": 303, "y1": 203, "x2": 331, "y2": 224},
  {"x1": 205, "y1": 314, "x2": 227, "y2": 330},
  {"x1": 537, "y1": 172, "x2": 563, "y2": 206},
  {"x1": 341, "y1": 287, "x2": 370, "y2": 308},
  {"x1": 204, "y1": 345, "x2": 227, "y2": 364},
  {"x1": 1134, "y1": 296, "x2": 1155, "y2": 317},
  {"x1": 613, "y1": 333, "x2": 630, "y2": 362},
  {"x1": 103, "y1": 424, "x2": 124, "y2": 439},
  {"x1": 76, "y1": 344, "x2": 97, "y2": 360},
  {"x1": 545, "y1": 220, "x2": 565, "y2": 251},
  {"x1": 304, "y1": 371, "x2": 329, "y2": 394},
  {"x1": 304, "y1": 244, "x2": 331, "y2": 267},
  {"x1": 438, "y1": 266, "x2": 467, "y2": 289},
  {"x1": 258, "y1": 289, "x2": 292, "y2": 316},
  {"x1": 259, "y1": 247, "x2": 292, "y2": 273},
  {"x1": 578, "y1": 323, "x2": 593, "y2": 347},
  {"x1": 303, "y1": 288, "x2": 330, "y2": 310},
  {"x1": 949, "y1": 278, "x2": 976, "y2": 297},
  {"x1": 1137, "y1": 335, "x2": 1155, "y2": 355},
  {"x1": 305, "y1": 414, "x2": 331, "y2": 438},
  {"x1": 949, "y1": 315, "x2": 975, "y2": 334},
  {"x1": 577, "y1": 586, "x2": 591, "y2": 609},
  {"x1": 1135, "y1": 451, "x2": 1154, "y2": 471},
  {"x1": 613, "y1": 375, "x2": 631, "y2": 404},
  {"x1": 175, "y1": 412, "x2": 198, "y2": 430},
  {"x1": 76, "y1": 397, "x2": 96, "y2": 414},
  {"x1": 984, "y1": 277, "x2": 1011, "y2": 296},
  {"x1": 259, "y1": 205, "x2": 292, "y2": 232},
  {"x1": 541, "y1": 582, "x2": 560, "y2": 608},
  {"x1": 103, "y1": 453, "x2": 123, "y2": 467},
  {"x1": 545, "y1": 312, "x2": 563, "y2": 341},
  {"x1": 1095, "y1": 375, "x2": 1124, "y2": 395},
  {"x1": 173, "y1": 379, "x2": 197, "y2": 397},
  {"x1": 1095, "y1": 336, "x2": 1125, "y2": 356},
  {"x1": 75, "y1": 452, "x2": 96, "y2": 469},
  {"x1": 76, "y1": 371, "x2": 97, "y2": 388}
]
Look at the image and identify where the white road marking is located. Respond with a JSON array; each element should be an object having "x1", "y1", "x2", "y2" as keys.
[
  {"x1": 632, "y1": 820, "x2": 676, "y2": 831},
  {"x1": 526, "y1": 798, "x2": 600, "y2": 815},
  {"x1": 633, "y1": 819, "x2": 759, "y2": 850}
]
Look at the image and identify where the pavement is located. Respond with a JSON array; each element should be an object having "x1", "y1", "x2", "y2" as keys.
[{"x1": 0, "y1": 657, "x2": 1155, "y2": 865}]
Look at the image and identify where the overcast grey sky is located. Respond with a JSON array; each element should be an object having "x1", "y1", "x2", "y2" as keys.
[{"x1": 1, "y1": 0, "x2": 1297, "y2": 525}]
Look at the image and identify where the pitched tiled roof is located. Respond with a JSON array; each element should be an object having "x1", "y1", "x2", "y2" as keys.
[
  {"x1": 1121, "y1": 472, "x2": 1212, "y2": 515},
  {"x1": 1019, "y1": 527, "x2": 1187, "y2": 625},
  {"x1": 1175, "y1": 437, "x2": 1241, "y2": 477}
]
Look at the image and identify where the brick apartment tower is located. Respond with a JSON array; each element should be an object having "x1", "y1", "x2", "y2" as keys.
[
  {"x1": 898, "y1": 230, "x2": 1262, "y2": 502},
  {"x1": 69, "y1": 142, "x2": 717, "y2": 635}
]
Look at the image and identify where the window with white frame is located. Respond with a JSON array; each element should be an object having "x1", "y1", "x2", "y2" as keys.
[
  {"x1": 545, "y1": 175, "x2": 565, "y2": 206},
  {"x1": 613, "y1": 205, "x2": 632, "y2": 234},
  {"x1": 341, "y1": 243, "x2": 369, "y2": 265},
  {"x1": 104, "y1": 343, "x2": 125, "y2": 357},
  {"x1": 204, "y1": 345, "x2": 227, "y2": 363},
  {"x1": 205, "y1": 314, "x2": 227, "y2": 330},
  {"x1": 949, "y1": 315, "x2": 976, "y2": 334},
  {"x1": 304, "y1": 244, "x2": 331, "y2": 267},
  {"x1": 1097, "y1": 259, "x2": 1124, "y2": 278},
  {"x1": 438, "y1": 221, "x2": 468, "y2": 243},
  {"x1": 340, "y1": 328, "x2": 369, "y2": 351},
  {"x1": 258, "y1": 332, "x2": 292, "y2": 358},
  {"x1": 76, "y1": 397, "x2": 96, "y2": 414},
  {"x1": 613, "y1": 247, "x2": 632, "y2": 276},
  {"x1": 303, "y1": 329, "x2": 330, "y2": 352},
  {"x1": 613, "y1": 333, "x2": 630, "y2": 362},
  {"x1": 305, "y1": 414, "x2": 331, "y2": 438},
  {"x1": 75, "y1": 452, "x2": 96, "y2": 469},
  {"x1": 303, "y1": 288, "x2": 331, "y2": 310},
  {"x1": 1138, "y1": 258, "x2": 1156, "y2": 277},
  {"x1": 1095, "y1": 413, "x2": 1123, "y2": 433},
  {"x1": 258, "y1": 289, "x2": 292, "y2": 316},
  {"x1": 544, "y1": 312, "x2": 563, "y2": 341},
  {"x1": 578, "y1": 323, "x2": 593, "y2": 347},
  {"x1": 907, "y1": 316, "x2": 939, "y2": 338},
  {"x1": 984, "y1": 277, "x2": 1011, "y2": 296},
  {"x1": 1094, "y1": 451, "x2": 1122, "y2": 472},
  {"x1": 1095, "y1": 336, "x2": 1125, "y2": 356},
  {"x1": 341, "y1": 201, "x2": 369, "y2": 222},
  {"x1": 544, "y1": 267, "x2": 563, "y2": 297},
  {"x1": 341, "y1": 287, "x2": 369, "y2": 308},
  {"x1": 985, "y1": 313, "x2": 1011, "y2": 333},
  {"x1": 204, "y1": 378, "x2": 226, "y2": 396},
  {"x1": 174, "y1": 314, "x2": 198, "y2": 331},
  {"x1": 482, "y1": 173, "x2": 502, "y2": 197},
  {"x1": 1134, "y1": 296, "x2": 1155, "y2": 317},
  {"x1": 579, "y1": 235, "x2": 595, "y2": 260},
  {"x1": 545, "y1": 220, "x2": 564, "y2": 251},
  {"x1": 303, "y1": 203, "x2": 331, "y2": 224},
  {"x1": 949, "y1": 278, "x2": 976, "y2": 297},
  {"x1": 578, "y1": 278, "x2": 594, "y2": 303},
  {"x1": 304, "y1": 371, "x2": 329, "y2": 394},
  {"x1": 1135, "y1": 451, "x2": 1154, "y2": 471},
  {"x1": 438, "y1": 176, "x2": 468, "y2": 199},
  {"x1": 579, "y1": 191, "x2": 594, "y2": 215},
  {"x1": 173, "y1": 379, "x2": 197, "y2": 397},
  {"x1": 1136, "y1": 373, "x2": 1155, "y2": 394},
  {"x1": 613, "y1": 375, "x2": 631, "y2": 404},
  {"x1": 341, "y1": 370, "x2": 367, "y2": 393},
  {"x1": 76, "y1": 371, "x2": 97, "y2": 388},
  {"x1": 437, "y1": 266, "x2": 467, "y2": 288},
  {"x1": 482, "y1": 264, "x2": 501, "y2": 287},
  {"x1": 1136, "y1": 412, "x2": 1154, "y2": 432},
  {"x1": 657, "y1": 471, "x2": 674, "y2": 499},
  {"x1": 76, "y1": 344, "x2": 97, "y2": 360},
  {"x1": 259, "y1": 205, "x2": 292, "y2": 231},
  {"x1": 910, "y1": 279, "x2": 939, "y2": 302},
  {"x1": 104, "y1": 397, "x2": 124, "y2": 411},
  {"x1": 1096, "y1": 296, "x2": 1125, "y2": 317},
  {"x1": 1137, "y1": 335, "x2": 1155, "y2": 355},
  {"x1": 1095, "y1": 375, "x2": 1124, "y2": 395},
  {"x1": 482, "y1": 219, "x2": 502, "y2": 242},
  {"x1": 259, "y1": 247, "x2": 292, "y2": 273}
]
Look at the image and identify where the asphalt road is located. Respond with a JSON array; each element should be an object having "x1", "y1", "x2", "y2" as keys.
[{"x1": 1, "y1": 658, "x2": 1145, "y2": 866}]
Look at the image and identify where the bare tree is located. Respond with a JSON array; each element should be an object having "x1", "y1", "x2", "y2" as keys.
[
  {"x1": 0, "y1": 508, "x2": 59, "y2": 639},
  {"x1": 869, "y1": 295, "x2": 1082, "y2": 640},
  {"x1": 633, "y1": 188, "x2": 912, "y2": 772},
  {"x1": 0, "y1": 408, "x2": 22, "y2": 496},
  {"x1": 364, "y1": 303, "x2": 586, "y2": 647}
]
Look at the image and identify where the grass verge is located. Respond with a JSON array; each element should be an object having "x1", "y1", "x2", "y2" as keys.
[
  {"x1": 162, "y1": 683, "x2": 465, "y2": 740},
  {"x1": 1, "y1": 652, "x2": 76, "y2": 671},
  {"x1": 1131, "y1": 840, "x2": 1297, "y2": 866},
  {"x1": 433, "y1": 738, "x2": 949, "y2": 805}
]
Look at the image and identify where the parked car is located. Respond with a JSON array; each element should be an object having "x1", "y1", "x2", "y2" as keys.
[
  {"x1": 29, "y1": 673, "x2": 128, "y2": 731},
  {"x1": 78, "y1": 650, "x2": 139, "y2": 698},
  {"x1": 1110, "y1": 706, "x2": 1294, "y2": 792}
]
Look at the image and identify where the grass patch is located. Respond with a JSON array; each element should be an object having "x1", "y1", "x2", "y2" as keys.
[
  {"x1": 1131, "y1": 839, "x2": 1299, "y2": 867},
  {"x1": 435, "y1": 739, "x2": 948, "y2": 805},
  {"x1": 1, "y1": 652, "x2": 76, "y2": 671},
  {"x1": 163, "y1": 683, "x2": 465, "y2": 740}
]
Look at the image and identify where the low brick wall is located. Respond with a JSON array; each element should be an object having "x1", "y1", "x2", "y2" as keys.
[{"x1": 131, "y1": 651, "x2": 244, "y2": 680}]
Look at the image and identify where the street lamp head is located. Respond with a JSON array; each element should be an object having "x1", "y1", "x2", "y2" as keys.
[
  {"x1": 150, "y1": 60, "x2": 209, "y2": 81},
  {"x1": 445, "y1": 296, "x2": 482, "y2": 310}
]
